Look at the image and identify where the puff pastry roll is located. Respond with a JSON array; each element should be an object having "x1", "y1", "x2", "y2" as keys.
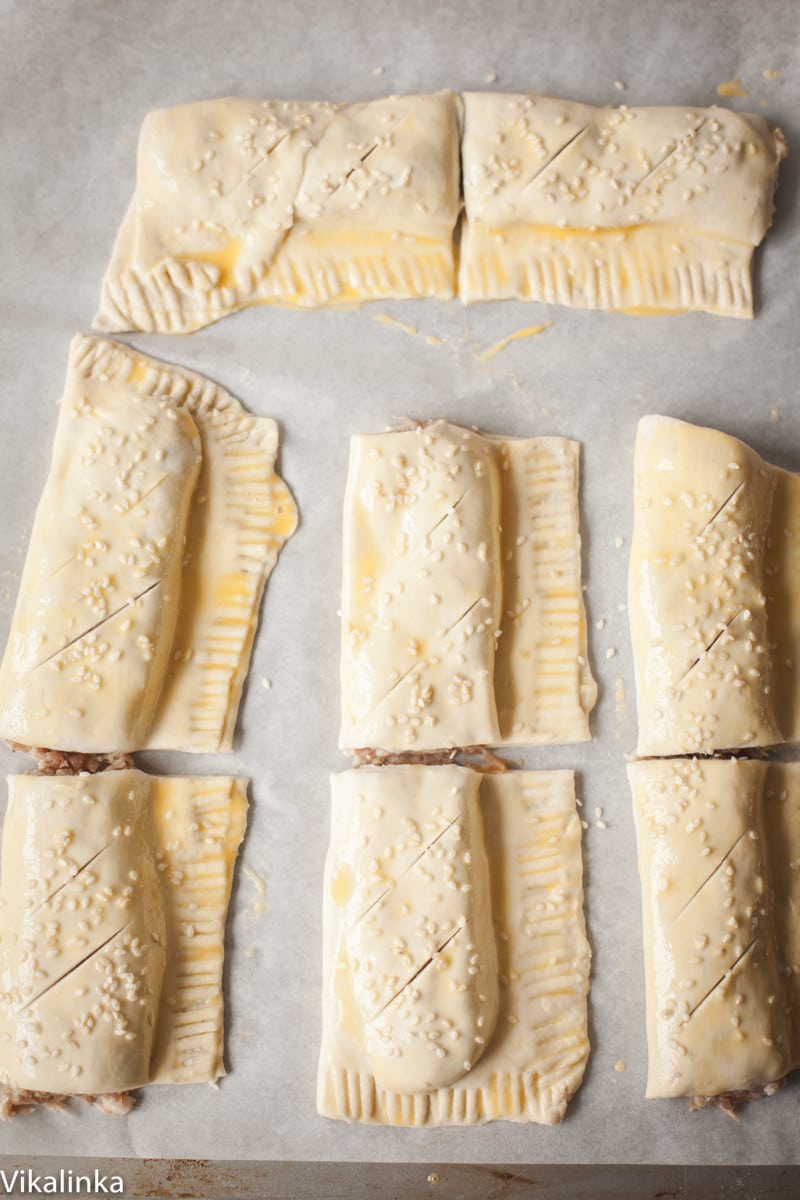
[
  {"x1": 0, "y1": 335, "x2": 297, "y2": 755},
  {"x1": 318, "y1": 766, "x2": 590, "y2": 1125},
  {"x1": 629, "y1": 415, "x2": 787, "y2": 756},
  {"x1": 95, "y1": 92, "x2": 461, "y2": 333},
  {"x1": 0, "y1": 769, "x2": 247, "y2": 1096},
  {"x1": 339, "y1": 421, "x2": 595, "y2": 752},
  {"x1": 460, "y1": 92, "x2": 786, "y2": 317},
  {"x1": 629, "y1": 757, "x2": 800, "y2": 1100}
]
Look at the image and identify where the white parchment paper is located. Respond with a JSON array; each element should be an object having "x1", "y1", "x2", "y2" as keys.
[{"x1": 0, "y1": 0, "x2": 798, "y2": 1166}]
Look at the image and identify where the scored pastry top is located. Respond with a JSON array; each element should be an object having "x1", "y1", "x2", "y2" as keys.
[
  {"x1": 339, "y1": 420, "x2": 594, "y2": 753},
  {"x1": 327, "y1": 765, "x2": 499, "y2": 1094},
  {"x1": 628, "y1": 414, "x2": 797, "y2": 756},
  {"x1": 319, "y1": 766, "x2": 590, "y2": 1126},
  {"x1": 629, "y1": 757, "x2": 794, "y2": 1099},
  {"x1": 0, "y1": 335, "x2": 297, "y2": 756},
  {"x1": 461, "y1": 92, "x2": 784, "y2": 243},
  {"x1": 95, "y1": 92, "x2": 462, "y2": 332},
  {"x1": 459, "y1": 92, "x2": 786, "y2": 315},
  {"x1": 0, "y1": 769, "x2": 248, "y2": 1096}
]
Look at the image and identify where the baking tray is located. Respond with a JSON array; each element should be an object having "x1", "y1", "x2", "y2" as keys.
[{"x1": 0, "y1": 0, "x2": 798, "y2": 1192}]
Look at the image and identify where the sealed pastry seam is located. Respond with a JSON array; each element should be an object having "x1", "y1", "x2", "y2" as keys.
[
  {"x1": 0, "y1": 770, "x2": 247, "y2": 1095},
  {"x1": 628, "y1": 414, "x2": 800, "y2": 756},
  {"x1": 0, "y1": 334, "x2": 298, "y2": 754},
  {"x1": 629, "y1": 757, "x2": 800, "y2": 1100},
  {"x1": 318, "y1": 765, "x2": 590, "y2": 1125},
  {"x1": 339, "y1": 420, "x2": 595, "y2": 753}
]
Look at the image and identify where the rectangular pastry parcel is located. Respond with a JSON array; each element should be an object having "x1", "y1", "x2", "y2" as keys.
[
  {"x1": 339, "y1": 421, "x2": 595, "y2": 752},
  {"x1": 629, "y1": 757, "x2": 800, "y2": 1100},
  {"x1": 318, "y1": 765, "x2": 590, "y2": 1125},
  {"x1": 460, "y1": 93, "x2": 785, "y2": 317},
  {"x1": 629, "y1": 415, "x2": 800, "y2": 756},
  {"x1": 0, "y1": 769, "x2": 247, "y2": 1098},
  {"x1": 0, "y1": 335, "x2": 296, "y2": 755},
  {"x1": 95, "y1": 92, "x2": 462, "y2": 332}
]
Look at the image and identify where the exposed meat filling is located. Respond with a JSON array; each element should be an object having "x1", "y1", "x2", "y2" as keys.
[
  {"x1": 0, "y1": 1087, "x2": 136, "y2": 1121},
  {"x1": 9, "y1": 743, "x2": 134, "y2": 775},
  {"x1": 689, "y1": 1077, "x2": 786, "y2": 1118}
]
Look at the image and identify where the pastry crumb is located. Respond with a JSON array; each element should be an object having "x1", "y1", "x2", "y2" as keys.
[
  {"x1": 614, "y1": 535, "x2": 625, "y2": 549},
  {"x1": 763, "y1": 68, "x2": 781, "y2": 81},
  {"x1": 485, "y1": 72, "x2": 498, "y2": 84},
  {"x1": 716, "y1": 76, "x2": 749, "y2": 99},
  {"x1": 475, "y1": 321, "x2": 552, "y2": 363},
  {"x1": 606, "y1": 647, "x2": 617, "y2": 659},
  {"x1": 613, "y1": 80, "x2": 626, "y2": 92},
  {"x1": 596, "y1": 617, "x2": 607, "y2": 630},
  {"x1": 771, "y1": 406, "x2": 781, "y2": 424},
  {"x1": 243, "y1": 865, "x2": 267, "y2": 917},
  {"x1": 372, "y1": 66, "x2": 384, "y2": 77},
  {"x1": 614, "y1": 1059, "x2": 627, "y2": 1073}
]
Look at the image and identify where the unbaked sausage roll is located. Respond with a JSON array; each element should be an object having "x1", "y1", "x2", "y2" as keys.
[
  {"x1": 318, "y1": 765, "x2": 590, "y2": 1125},
  {"x1": 460, "y1": 93, "x2": 786, "y2": 317},
  {"x1": 95, "y1": 93, "x2": 461, "y2": 333},
  {"x1": 0, "y1": 335, "x2": 296, "y2": 755},
  {"x1": 629, "y1": 757, "x2": 800, "y2": 1101},
  {"x1": 0, "y1": 769, "x2": 247, "y2": 1098},
  {"x1": 339, "y1": 421, "x2": 595, "y2": 752},
  {"x1": 628, "y1": 415, "x2": 800, "y2": 756}
]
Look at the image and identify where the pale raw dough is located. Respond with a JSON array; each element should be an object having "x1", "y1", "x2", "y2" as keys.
[
  {"x1": 491, "y1": 435, "x2": 596, "y2": 744},
  {"x1": 0, "y1": 769, "x2": 247, "y2": 1095},
  {"x1": 95, "y1": 93, "x2": 462, "y2": 332},
  {"x1": 629, "y1": 757, "x2": 800, "y2": 1099},
  {"x1": 0, "y1": 366, "x2": 200, "y2": 754},
  {"x1": 324, "y1": 765, "x2": 499, "y2": 1094},
  {"x1": 318, "y1": 766, "x2": 590, "y2": 1125},
  {"x1": 628, "y1": 414, "x2": 795, "y2": 756},
  {"x1": 460, "y1": 92, "x2": 786, "y2": 316},
  {"x1": 0, "y1": 335, "x2": 297, "y2": 754},
  {"x1": 339, "y1": 421, "x2": 594, "y2": 752}
]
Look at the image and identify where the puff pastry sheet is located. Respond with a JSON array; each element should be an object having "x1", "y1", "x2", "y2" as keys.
[
  {"x1": 0, "y1": 334, "x2": 297, "y2": 754},
  {"x1": 95, "y1": 93, "x2": 461, "y2": 333},
  {"x1": 339, "y1": 421, "x2": 595, "y2": 752},
  {"x1": 629, "y1": 757, "x2": 800, "y2": 1099},
  {"x1": 629, "y1": 415, "x2": 800, "y2": 756},
  {"x1": 460, "y1": 92, "x2": 786, "y2": 317},
  {"x1": 318, "y1": 765, "x2": 590, "y2": 1126},
  {"x1": 0, "y1": 769, "x2": 247, "y2": 1095}
]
